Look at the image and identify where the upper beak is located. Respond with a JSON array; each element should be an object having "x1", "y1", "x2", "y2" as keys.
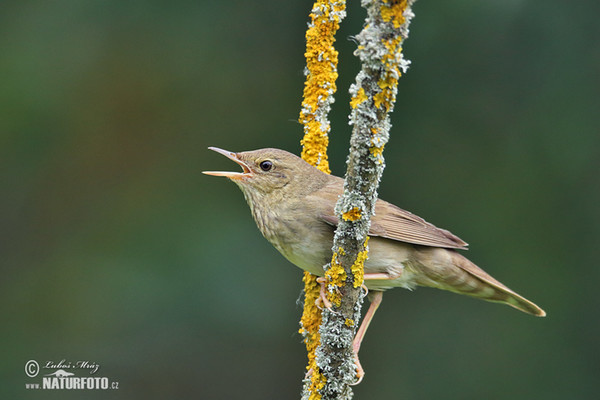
[{"x1": 203, "y1": 147, "x2": 252, "y2": 179}]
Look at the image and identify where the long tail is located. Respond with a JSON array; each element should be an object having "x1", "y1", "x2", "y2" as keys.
[{"x1": 417, "y1": 249, "x2": 546, "y2": 317}]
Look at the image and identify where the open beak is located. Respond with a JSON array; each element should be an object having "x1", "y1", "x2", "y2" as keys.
[{"x1": 203, "y1": 147, "x2": 252, "y2": 180}]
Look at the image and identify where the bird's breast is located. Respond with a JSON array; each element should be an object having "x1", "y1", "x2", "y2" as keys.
[
  {"x1": 250, "y1": 203, "x2": 332, "y2": 276},
  {"x1": 248, "y1": 198, "x2": 421, "y2": 290}
]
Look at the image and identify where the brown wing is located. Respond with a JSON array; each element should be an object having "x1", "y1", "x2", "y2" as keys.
[
  {"x1": 370, "y1": 199, "x2": 468, "y2": 249},
  {"x1": 310, "y1": 177, "x2": 468, "y2": 250}
]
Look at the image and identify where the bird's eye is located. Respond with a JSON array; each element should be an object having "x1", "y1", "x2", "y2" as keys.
[{"x1": 259, "y1": 160, "x2": 273, "y2": 171}]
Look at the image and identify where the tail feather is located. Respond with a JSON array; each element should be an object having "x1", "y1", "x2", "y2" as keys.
[{"x1": 417, "y1": 249, "x2": 546, "y2": 317}]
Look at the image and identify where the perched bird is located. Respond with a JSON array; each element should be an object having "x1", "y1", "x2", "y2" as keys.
[{"x1": 203, "y1": 146, "x2": 546, "y2": 377}]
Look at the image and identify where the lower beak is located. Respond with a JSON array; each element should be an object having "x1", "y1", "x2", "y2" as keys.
[{"x1": 203, "y1": 147, "x2": 252, "y2": 179}]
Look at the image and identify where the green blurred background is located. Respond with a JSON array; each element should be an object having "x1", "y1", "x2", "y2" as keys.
[{"x1": 2, "y1": 1, "x2": 599, "y2": 399}]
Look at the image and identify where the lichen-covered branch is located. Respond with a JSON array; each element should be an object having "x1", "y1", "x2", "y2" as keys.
[
  {"x1": 316, "y1": 1, "x2": 417, "y2": 399},
  {"x1": 298, "y1": 1, "x2": 346, "y2": 399},
  {"x1": 297, "y1": 1, "x2": 416, "y2": 399},
  {"x1": 299, "y1": 0, "x2": 347, "y2": 174}
]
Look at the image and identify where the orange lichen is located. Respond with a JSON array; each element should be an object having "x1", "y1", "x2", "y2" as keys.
[{"x1": 342, "y1": 207, "x2": 362, "y2": 221}]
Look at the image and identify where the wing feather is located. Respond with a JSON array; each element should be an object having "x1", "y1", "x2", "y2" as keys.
[
  {"x1": 309, "y1": 178, "x2": 468, "y2": 250},
  {"x1": 371, "y1": 200, "x2": 468, "y2": 249}
]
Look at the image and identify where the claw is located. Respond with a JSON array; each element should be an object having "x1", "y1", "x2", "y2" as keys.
[
  {"x1": 305, "y1": 367, "x2": 314, "y2": 380},
  {"x1": 361, "y1": 283, "x2": 369, "y2": 297},
  {"x1": 350, "y1": 353, "x2": 365, "y2": 385}
]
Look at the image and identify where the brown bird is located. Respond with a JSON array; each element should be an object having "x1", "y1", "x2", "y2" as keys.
[{"x1": 203, "y1": 146, "x2": 546, "y2": 376}]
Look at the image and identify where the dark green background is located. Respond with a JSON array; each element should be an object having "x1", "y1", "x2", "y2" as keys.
[{"x1": 2, "y1": 1, "x2": 598, "y2": 399}]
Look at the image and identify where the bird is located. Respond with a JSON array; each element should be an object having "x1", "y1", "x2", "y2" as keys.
[{"x1": 203, "y1": 146, "x2": 546, "y2": 379}]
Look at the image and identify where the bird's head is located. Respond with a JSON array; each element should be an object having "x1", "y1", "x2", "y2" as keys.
[{"x1": 203, "y1": 147, "x2": 327, "y2": 200}]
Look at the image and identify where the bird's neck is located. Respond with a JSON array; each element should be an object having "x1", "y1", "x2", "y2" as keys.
[{"x1": 237, "y1": 184, "x2": 280, "y2": 240}]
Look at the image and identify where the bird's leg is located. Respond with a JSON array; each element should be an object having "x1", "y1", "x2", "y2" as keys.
[
  {"x1": 315, "y1": 277, "x2": 333, "y2": 310},
  {"x1": 351, "y1": 290, "x2": 383, "y2": 385},
  {"x1": 351, "y1": 271, "x2": 400, "y2": 384},
  {"x1": 316, "y1": 272, "x2": 395, "y2": 383}
]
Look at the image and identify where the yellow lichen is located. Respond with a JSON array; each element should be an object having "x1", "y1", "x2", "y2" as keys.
[
  {"x1": 298, "y1": 0, "x2": 415, "y2": 395},
  {"x1": 325, "y1": 248, "x2": 347, "y2": 307},
  {"x1": 380, "y1": 0, "x2": 407, "y2": 29},
  {"x1": 342, "y1": 207, "x2": 362, "y2": 221},
  {"x1": 299, "y1": 271, "x2": 327, "y2": 398},
  {"x1": 383, "y1": 35, "x2": 402, "y2": 55},
  {"x1": 373, "y1": 90, "x2": 386, "y2": 109},
  {"x1": 370, "y1": 10, "x2": 407, "y2": 112},
  {"x1": 374, "y1": 59, "x2": 400, "y2": 111},
  {"x1": 370, "y1": 144, "x2": 385, "y2": 162},
  {"x1": 299, "y1": 3, "x2": 347, "y2": 397},
  {"x1": 299, "y1": 0, "x2": 347, "y2": 175},
  {"x1": 351, "y1": 237, "x2": 369, "y2": 288},
  {"x1": 345, "y1": 318, "x2": 355, "y2": 327},
  {"x1": 350, "y1": 87, "x2": 368, "y2": 109},
  {"x1": 301, "y1": 120, "x2": 331, "y2": 174},
  {"x1": 299, "y1": 272, "x2": 322, "y2": 339}
]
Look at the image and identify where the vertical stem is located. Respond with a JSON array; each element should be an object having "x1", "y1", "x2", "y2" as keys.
[
  {"x1": 317, "y1": 1, "x2": 417, "y2": 399},
  {"x1": 298, "y1": 1, "x2": 347, "y2": 399}
]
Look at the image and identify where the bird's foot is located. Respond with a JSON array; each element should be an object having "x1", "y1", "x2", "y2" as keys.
[
  {"x1": 315, "y1": 277, "x2": 333, "y2": 310},
  {"x1": 350, "y1": 350, "x2": 365, "y2": 386},
  {"x1": 349, "y1": 291, "x2": 383, "y2": 385}
]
